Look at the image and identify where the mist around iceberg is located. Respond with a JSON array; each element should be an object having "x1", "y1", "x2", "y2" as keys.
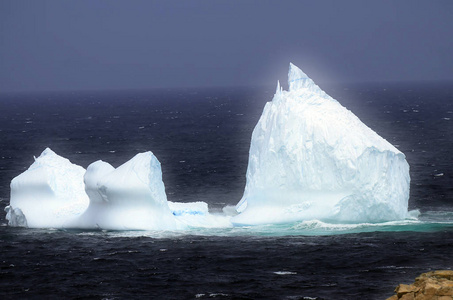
[{"x1": 5, "y1": 63, "x2": 422, "y2": 233}]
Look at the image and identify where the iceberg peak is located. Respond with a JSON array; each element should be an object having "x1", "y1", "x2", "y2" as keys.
[
  {"x1": 233, "y1": 63, "x2": 410, "y2": 225},
  {"x1": 42, "y1": 147, "x2": 56, "y2": 156},
  {"x1": 288, "y1": 62, "x2": 317, "y2": 92},
  {"x1": 35, "y1": 147, "x2": 56, "y2": 160}
]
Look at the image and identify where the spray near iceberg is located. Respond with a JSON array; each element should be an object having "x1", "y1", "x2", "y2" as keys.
[{"x1": 232, "y1": 63, "x2": 410, "y2": 225}]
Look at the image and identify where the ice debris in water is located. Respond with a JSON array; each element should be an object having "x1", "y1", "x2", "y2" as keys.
[
  {"x1": 232, "y1": 63, "x2": 410, "y2": 225},
  {"x1": 4, "y1": 206, "x2": 27, "y2": 227}
]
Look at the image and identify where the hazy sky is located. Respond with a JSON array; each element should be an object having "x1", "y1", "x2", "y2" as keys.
[{"x1": 1, "y1": 0, "x2": 452, "y2": 92}]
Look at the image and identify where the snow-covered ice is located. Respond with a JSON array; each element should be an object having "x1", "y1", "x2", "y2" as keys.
[{"x1": 232, "y1": 63, "x2": 410, "y2": 225}]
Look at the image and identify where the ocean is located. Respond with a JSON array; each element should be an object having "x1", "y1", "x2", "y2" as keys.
[{"x1": 0, "y1": 82, "x2": 452, "y2": 299}]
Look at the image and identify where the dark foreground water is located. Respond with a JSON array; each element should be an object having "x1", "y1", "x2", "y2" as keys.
[
  {"x1": 0, "y1": 82, "x2": 452, "y2": 299},
  {"x1": 1, "y1": 228, "x2": 452, "y2": 299}
]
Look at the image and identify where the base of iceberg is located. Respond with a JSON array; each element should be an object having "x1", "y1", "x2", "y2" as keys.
[{"x1": 169, "y1": 201, "x2": 233, "y2": 228}]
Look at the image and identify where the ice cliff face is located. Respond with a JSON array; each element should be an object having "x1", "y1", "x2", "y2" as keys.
[{"x1": 232, "y1": 63, "x2": 410, "y2": 225}]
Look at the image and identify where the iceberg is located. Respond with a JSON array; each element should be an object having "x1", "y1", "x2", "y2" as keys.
[
  {"x1": 75, "y1": 152, "x2": 182, "y2": 230},
  {"x1": 232, "y1": 63, "x2": 410, "y2": 225},
  {"x1": 4, "y1": 63, "x2": 412, "y2": 231},
  {"x1": 5, "y1": 148, "x2": 230, "y2": 230},
  {"x1": 6, "y1": 148, "x2": 89, "y2": 228},
  {"x1": 169, "y1": 201, "x2": 209, "y2": 216},
  {"x1": 169, "y1": 201, "x2": 233, "y2": 228}
]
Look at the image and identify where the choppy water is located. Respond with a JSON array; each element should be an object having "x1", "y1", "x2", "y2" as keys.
[{"x1": 0, "y1": 82, "x2": 452, "y2": 299}]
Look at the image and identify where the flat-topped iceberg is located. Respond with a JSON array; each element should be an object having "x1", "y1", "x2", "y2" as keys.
[{"x1": 232, "y1": 63, "x2": 410, "y2": 225}]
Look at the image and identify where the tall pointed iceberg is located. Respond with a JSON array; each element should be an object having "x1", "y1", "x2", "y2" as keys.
[{"x1": 232, "y1": 63, "x2": 410, "y2": 225}]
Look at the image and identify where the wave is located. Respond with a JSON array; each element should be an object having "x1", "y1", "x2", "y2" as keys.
[{"x1": 69, "y1": 210, "x2": 453, "y2": 238}]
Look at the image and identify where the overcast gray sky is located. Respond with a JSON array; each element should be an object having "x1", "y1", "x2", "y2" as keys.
[{"x1": 1, "y1": 0, "x2": 452, "y2": 92}]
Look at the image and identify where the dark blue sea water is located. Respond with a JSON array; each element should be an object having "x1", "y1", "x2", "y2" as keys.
[{"x1": 0, "y1": 82, "x2": 452, "y2": 299}]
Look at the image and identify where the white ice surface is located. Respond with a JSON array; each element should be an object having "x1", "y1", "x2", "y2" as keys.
[
  {"x1": 72, "y1": 152, "x2": 183, "y2": 230},
  {"x1": 4, "y1": 63, "x2": 412, "y2": 230},
  {"x1": 169, "y1": 201, "x2": 233, "y2": 228},
  {"x1": 6, "y1": 148, "x2": 89, "y2": 228},
  {"x1": 232, "y1": 63, "x2": 410, "y2": 225},
  {"x1": 6, "y1": 149, "x2": 232, "y2": 230}
]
